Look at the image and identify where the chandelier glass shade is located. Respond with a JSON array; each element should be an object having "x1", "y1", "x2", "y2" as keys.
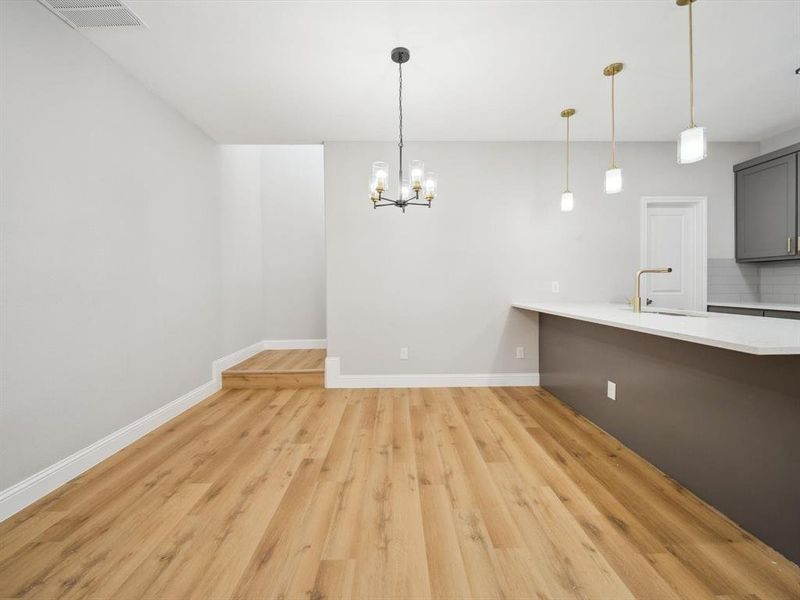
[{"x1": 370, "y1": 47, "x2": 438, "y2": 212}]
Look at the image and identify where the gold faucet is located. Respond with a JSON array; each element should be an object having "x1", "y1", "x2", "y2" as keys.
[{"x1": 633, "y1": 267, "x2": 672, "y2": 312}]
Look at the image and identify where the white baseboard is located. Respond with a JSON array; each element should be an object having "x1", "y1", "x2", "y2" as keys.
[
  {"x1": 0, "y1": 379, "x2": 218, "y2": 522},
  {"x1": 0, "y1": 338, "x2": 327, "y2": 522},
  {"x1": 325, "y1": 357, "x2": 539, "y2": 389},
  {"x1": 212, "y1": 340, "x2": 265, "y2": 385},
  {"x1": 263, "y1": 339, "x2": 327, "y2": 350}
]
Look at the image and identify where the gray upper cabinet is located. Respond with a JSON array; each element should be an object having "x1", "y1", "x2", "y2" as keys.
[{"x1": 734, "y1": 145, "x2": 799, "y2": 263}]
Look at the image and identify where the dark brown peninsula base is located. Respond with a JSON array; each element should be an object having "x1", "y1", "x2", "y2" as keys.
[{"x1": 539, "y1": 313, "x2": 800, "y2": 564}]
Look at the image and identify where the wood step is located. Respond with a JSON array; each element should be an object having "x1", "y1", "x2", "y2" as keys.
[
  {"x1": 222, "y1": 369, "x2": 324, "y2": 389},
  {"x1": 222, "y1": 349, "x2": 325, "y2": 389}
]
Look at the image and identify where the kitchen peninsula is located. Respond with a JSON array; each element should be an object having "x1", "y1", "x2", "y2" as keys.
[{"x1": 513, "y1": 302, "x2": 800, "y2": 563}]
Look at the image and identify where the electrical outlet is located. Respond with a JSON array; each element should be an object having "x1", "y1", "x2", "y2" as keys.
[
  {"x1": 400, "y1": 347, "x2": 409, "y2": 360},
  {"x1": 607, "y1": 380, "x2": 616, "y2": 400},
  {"x1": 551, "y1": 281, "x2": 560, "y2": 293},
  {"x1": 515, "y1": 346, "x2": 525, "y2": 359}
]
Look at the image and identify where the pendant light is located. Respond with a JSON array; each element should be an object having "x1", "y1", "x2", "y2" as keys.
[
  {"x1": 603, "y1": 63, "x2": 623, "y2": 194},
  {"x1": 370, "y1": 47, "x2": 438, "y2": 212},
  {"x1": 677, "y1": 0, "x2": 707, "y2": 164},
  {"x1": 560, "y1": 108, "x2": 576, "y2": 212}
]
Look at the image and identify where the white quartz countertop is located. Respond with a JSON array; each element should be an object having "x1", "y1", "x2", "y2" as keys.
[
  {"x1": 512, "y1": 302, "x2": 800, "y2": 355},
  {"x1": 707, "y1": 301, "x2": 800, "y2": 313}
]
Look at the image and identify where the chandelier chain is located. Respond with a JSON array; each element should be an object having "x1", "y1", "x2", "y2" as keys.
[{"x1": 398, "y1": 62, "x2": 404, "y2": 184}]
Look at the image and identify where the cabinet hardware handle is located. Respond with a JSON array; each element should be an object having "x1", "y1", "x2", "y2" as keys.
[{"x1": 789, "y1": 237, "x2": 793, "y2": 254}]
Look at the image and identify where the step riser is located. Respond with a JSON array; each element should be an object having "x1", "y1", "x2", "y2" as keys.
[{"x1": 222, "y1": 372, "x2": 324, "y2": 389}]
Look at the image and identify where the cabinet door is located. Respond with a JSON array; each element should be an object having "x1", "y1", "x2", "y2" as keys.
[{"x1": 736, "y1": 153, "x2": 797, "y2": 261}]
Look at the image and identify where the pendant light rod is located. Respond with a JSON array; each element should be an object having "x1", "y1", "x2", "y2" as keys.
[
  {"x1": 678, "y1": 0, "x2": 697, "y2": 128},
  {"x1": 603, "y1": 63, "x2": 623, "y2": 169},
  {"x1": 560, "y1": 108, "x2": 575, "y2": 191},
  {"x1": 689, "y1": 0, "x2": 694, "y2": 127},
  {"x1": 676, "y1": 0, "x2": 706, "y2": 164},
  {"x1": 603, "y1": 62, "x2": 624, "y2": 194},
  {"x1": 566, "y1": 113, "x2": 570, "y2": 189},
  {"x1": 611, "y1": 73, "x2": 616, "y2": 166}
]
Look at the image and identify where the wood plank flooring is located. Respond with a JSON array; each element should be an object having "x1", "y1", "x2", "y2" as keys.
[
  {"x1": 222, "y1": 349, "x2": 325, "y2": 389},
  {"x1": 1, "y1": 386, "x2": 798, "y2": 599}
]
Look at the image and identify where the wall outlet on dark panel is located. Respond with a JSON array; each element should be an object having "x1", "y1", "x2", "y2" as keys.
[{"x1": 607, "y1": 380, "x2": 616, "y2": 400}]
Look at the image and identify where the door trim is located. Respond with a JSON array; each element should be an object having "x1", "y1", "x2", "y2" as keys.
[{"x1": 640, "y1": 196, "x2": 708, "y2": 311}]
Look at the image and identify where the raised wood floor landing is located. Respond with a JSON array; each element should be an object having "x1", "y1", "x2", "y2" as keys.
[
  {"x1": 222, "y1": 349, "x2": 325, "y2": 389},
  {"x1": 1, "y1": 386, "x2": 798, "y2": 599}
]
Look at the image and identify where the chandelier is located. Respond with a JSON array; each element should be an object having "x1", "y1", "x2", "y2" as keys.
[{"x1": 370, "y1": 47, "x2": 438, "y2": 212}]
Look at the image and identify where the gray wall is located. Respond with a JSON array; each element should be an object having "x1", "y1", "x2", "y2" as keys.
[
  {"x1": 218, "y1": 145, "x2": 326, "y2": 341},
  {"x1": 760, "y1": 126, "x2": 800, "y2": 155},
  {"x1": 261, "y1": 146, "x2": 326, "y2": 340},
  {"x1": 324, "y1": 141, "x2": 757, "y2": 376},
  {"x1": 220, "y1": 146, "x2": 265, "y2": 353},
  {"x1": 0, "y1": 6, "x2": 326, "y2": 492},
  {"x1": 325, "y1": 142, "x2": 541, "y2": 376},
  {"x1": 0, "y1": 1, "x2": 227, "y2": 488}
]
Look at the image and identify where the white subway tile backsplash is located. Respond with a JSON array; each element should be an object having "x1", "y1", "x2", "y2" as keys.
[
  {"x1": 761, "y1": 293, "x2": 800, "y2": 304},
  {"x1": 707, "y1": 259, "x2": 760, "y2": 302},
  {"x1": 707, "y1": 259, "x2": 800, "y2": 306}
]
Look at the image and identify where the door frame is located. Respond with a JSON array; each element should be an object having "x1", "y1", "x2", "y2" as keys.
[{"x1": 640, "y1": 196, "x2": 708, "y2": 311}]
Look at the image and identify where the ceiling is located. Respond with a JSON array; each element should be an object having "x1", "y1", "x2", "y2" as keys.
[{"x1": 74, "y1": 0, "x2": 799, "y2": 144}]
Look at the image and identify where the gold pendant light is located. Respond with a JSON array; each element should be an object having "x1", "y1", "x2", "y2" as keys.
[
  {"x1": 603, "y1": 62, "x2": 623, "y2": 194},
  {"x1": 677, "y1": 0, "x2": 707, "y2": 163},
  {"x1": 560, "y1": 108, "x2": 576, "y2": 212}
]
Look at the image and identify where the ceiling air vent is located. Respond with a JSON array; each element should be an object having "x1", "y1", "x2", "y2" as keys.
[{"x1": 38, "y1": 0, "x2": 144, "y2": 28}]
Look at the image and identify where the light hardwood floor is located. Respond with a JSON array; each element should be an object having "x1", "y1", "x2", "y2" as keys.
[
  {"x1": 222, "y1": 349, "x2": 326, "y2": 389},
  {"x1": 0, "y1": 386, "x2": 798, "y2": 599}
]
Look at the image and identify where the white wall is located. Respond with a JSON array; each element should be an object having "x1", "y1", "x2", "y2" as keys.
[
  {"x1": 261, "y1": 146, "x2": 326, "y2": 340},
  {"x1": 0, "y1": 2, "x2": 227, "y2": 490},
  {"x1": 324, "y1": 141, "x2": 757, "y2": 376}
]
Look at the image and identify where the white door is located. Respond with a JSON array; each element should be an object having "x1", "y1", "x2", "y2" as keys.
[{"x1": 641, "y1": 198, "x2": 707, "y2": 311}]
